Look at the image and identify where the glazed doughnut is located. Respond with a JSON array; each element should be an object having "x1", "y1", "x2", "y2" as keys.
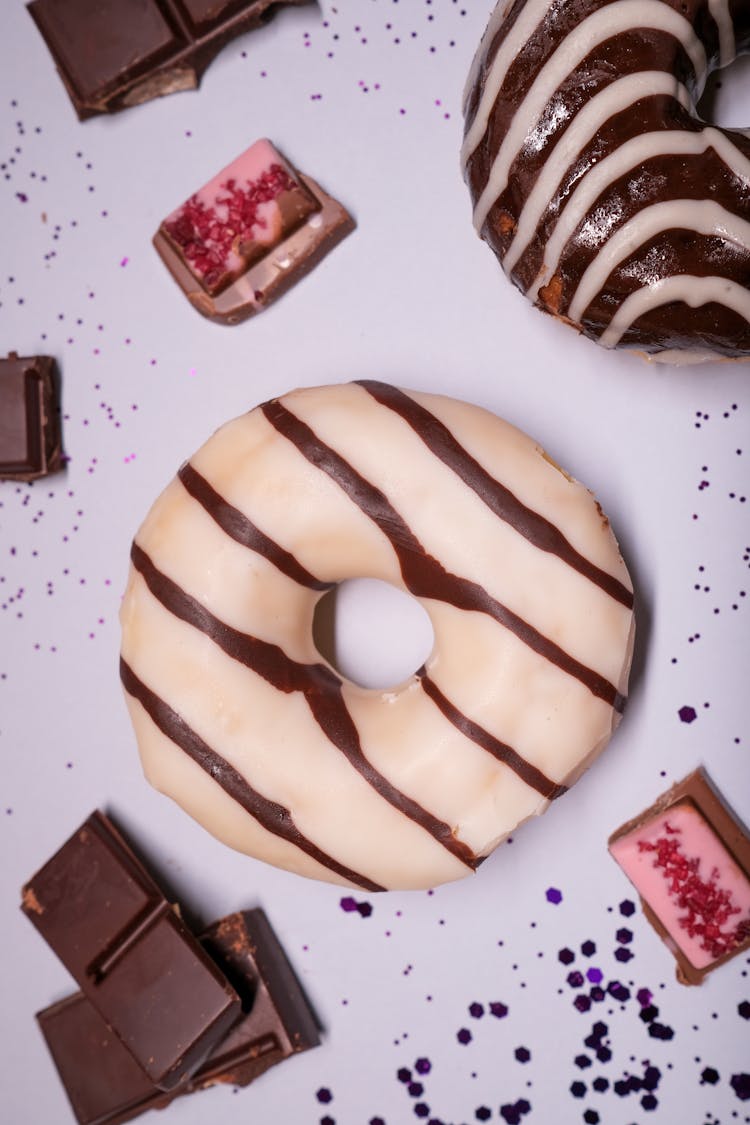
[
  {"x1": 462, "y1": 0, "x2": 750, "y2": 361},
  {"x1": 119, "y1": 382, "x2": 634, "y2": 891}
]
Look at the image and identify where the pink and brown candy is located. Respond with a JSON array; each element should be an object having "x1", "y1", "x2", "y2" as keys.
[
  {"x1": 154, "y1": 139, "x2": 354, "y2": 324},
  {"x1": 609, "y1": 769, "x2": 750, "y2": 984}
]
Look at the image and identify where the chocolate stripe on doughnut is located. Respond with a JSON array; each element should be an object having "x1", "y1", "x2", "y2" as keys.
[
  {"x1": 129, "y1": 542, "x2": 478, "y2": 871},
  {"x1": 262, "y1": 400, "x2": 626, "y2": 714},
  {"x1": 419, "y1": 671, "x2": 567, "y2": 801},
  {"x1": 119, "y1": 657, "x2": 385, "y2": 892},
  {"x1": 178, "y1": 461, "x2": 333, "y2": 591},
  {"x1": 356, "y1": 380, "x2": 633, "y2": 610},
  {"x1": 468, "y1": 2, "x2": 706, "y2": 232}
]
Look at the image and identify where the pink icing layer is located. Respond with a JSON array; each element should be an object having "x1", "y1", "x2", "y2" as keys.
[
  {"x1": 162, "y1": 139, "x2": 297, "y2": 293},
  {"x1": 610, "y1": 802, "x2": 750, "y2": 969}
]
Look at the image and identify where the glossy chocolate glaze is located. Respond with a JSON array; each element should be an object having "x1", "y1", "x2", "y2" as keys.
[{"x1": 463, "y1": 0, "x2": 750, "y2": 359}]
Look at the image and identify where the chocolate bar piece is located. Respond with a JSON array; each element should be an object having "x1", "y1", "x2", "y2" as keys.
[
  {"x1": 27, "y1": 0, "x2": 310, "y2": 121},
  {"x1": 609, "y1": 768, "x2": 750, "y2": 985},
  {"x1": 153, "y1": 138, "x2": 355, "y2": 324},
  {"x1": 0, "y1": 352, "x2": 63, "y2": 481},
  {"x1": 36, "y1": 909, "x2": 320, "y2": 1125},
  {"x1": 21, "y1": 811, "x2": 240, "y2": 1090}
]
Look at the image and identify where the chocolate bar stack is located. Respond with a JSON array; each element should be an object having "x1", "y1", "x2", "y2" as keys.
[{"x1": 21, "y1": 811, "x2": 319, "y2": 1125}]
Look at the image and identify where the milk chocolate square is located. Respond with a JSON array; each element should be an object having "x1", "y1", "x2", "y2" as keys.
[
  {"x1": 609, "y1": 769, "x2": 750, "y2": 984},
  {"x1": 153, "y1": 139, "x2": 355, "y2": 324}
]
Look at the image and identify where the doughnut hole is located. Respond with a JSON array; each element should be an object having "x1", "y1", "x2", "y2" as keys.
[
  {"x1": 698, "y1": 53, "x2": 750, "y2": 130},
  {"x1": 313, "y1": 578, "x2": 435, "y2": 690}
]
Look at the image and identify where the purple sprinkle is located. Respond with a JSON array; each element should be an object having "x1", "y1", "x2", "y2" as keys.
[
  {"x1": 738, "y1": 1000, "x2": 750, "y2": 1019},
  {"x1": 637, "y1": 988, "x2": 653, "y2": 1007},
  {"x1": 574, "y1": 994, "x2": 591, "y2": 1013},
  {"x1": 558, "y1": 947, "x2": 575, "y2": 965},
  {"x1": 415, "y1": 1058, "x2": 432, "y2": 1075},
  {"x1": 340, "y1": 896, "x2": 358, "y2": 913},
  {"x1": 619, "y1": 899, "x2": 635, "y2": 917},
  {"x1": 546, "y1": 887, "x2": 562, "y2": 904},
  {"x1": 586, "y1": 968, "x2": 603, "y2": 984},
  {"x1": 489, "y1": 1002, "x2": 508, "y2": 1019},
  {"x1": 614, "y1": 947, "x2": 633, "y2": 963},
  {"x1": 678, "y1": 705, "x2": 697, "y2": 723},
  {"x1": 356, "y1": 901, "x2": 373, "y2": 918},
  {"x1": 316, "y1": 1088, "x2": 333, "y2": 1104},
  {"x1": 567, "y1": 971, "x2": 584, "y2": 988},
  {"x1": 397, "y1": 1068, "x2": 412, "y2": 1084},
  {"x1": 456, "y1": 1028, "x2": 472, "y2": 1045},
  {"x1": 469, "y1": 1002, "x2": 484, "y2": 1019},
  {"x1": 731, "y1": 1073, "x2": 750, "y2": 1100},
  {"x1": 408, "y1": 1082, "x2": 424, "y2": 1098}
]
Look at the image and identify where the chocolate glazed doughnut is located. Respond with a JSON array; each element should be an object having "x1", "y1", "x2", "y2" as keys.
[
  {"x1": 462, "y1": 0, "x2": 750, "y2": 362},
  {"x1": 120, "y1": 383, "x2": 634, "y2": 891}
]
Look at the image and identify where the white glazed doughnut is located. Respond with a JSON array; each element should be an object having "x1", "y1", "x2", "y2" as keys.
[{"x1": 119, "y1": 382, "x2": 635, "y2": 891}]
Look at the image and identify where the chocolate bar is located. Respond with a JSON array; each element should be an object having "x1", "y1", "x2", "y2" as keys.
[
  {"x1": 36, "y1": 910, "x2": 320, "y2": 1125},
  {"x1": 609, "y1": 768, "x2": 750, "y2": 985},
  {"x1": 28, "y1": 0, "x2": 310, "y2": 120},
  {"x1": 0, "y1": 352, "x2": 63, "y2": 481},
  {"x1": 21, "y1": 811, "x2": 240, "y2": 1089},
  {"x1": 153, "y1": 138, "x2": 355, "y2": 324}
]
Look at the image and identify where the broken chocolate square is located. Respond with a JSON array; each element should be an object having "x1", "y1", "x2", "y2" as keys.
[
  {"x1": 27, "y1": 0, "x2": 310, "y2": 120},
  {"x1": 609, "y1": 768, "x2": 750, "y2": 984},
  {"x1": 21, "y1": 811, "x2": 241, "y2": 1090},
  {"x1": 153, "y1": 139, "x2": 355, "y2": 324},
  {"x1": 0, "y1": 352, "x2": 63, "y2": 482},
  {"x1": 36, "y1": 909, "x2": 320, "y2": 1125}
]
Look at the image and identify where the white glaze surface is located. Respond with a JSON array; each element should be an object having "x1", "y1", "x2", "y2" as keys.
[{"x1": 120, "y1": 383, "x2": 634, "y2": 891}]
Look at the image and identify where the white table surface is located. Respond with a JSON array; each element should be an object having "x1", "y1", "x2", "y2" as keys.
[{"x1": 1, "y1": 2, "x2": 749, "y2": 1123}]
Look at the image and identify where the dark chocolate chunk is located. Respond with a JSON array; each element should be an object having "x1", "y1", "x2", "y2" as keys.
[
  {"x1": 0, "y1": 352, "x2": 63, "y2": 482},
  {"x1": 36, "y1": 909, "x2": 320, "y2": 1125},
  {"x1": 27, "y1": 0, "x2": 311, "y2": 120},
  {"x1": 153, "y1": 138, "x2": 355, "y2": 324},
  {"x1": 609, "y1": 768, "x2": 750, "y2": 985},
  {"x1": 21, "y1": 811, "x2": 240, "y2": 1090}
]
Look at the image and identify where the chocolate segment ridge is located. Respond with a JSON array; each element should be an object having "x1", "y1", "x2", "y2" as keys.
[
  {"x1": 357, "y1": 380, "x2": 633, "y2": 609},
  {"x1": 262, "y1": 398, "x2": 625, "y2": 713},
  {"x1": 120, "y1": 657, "x2": 385, "y2": 892},
  {"x1": 128, "y1": 543, "x2": 477, "y2": 871}
]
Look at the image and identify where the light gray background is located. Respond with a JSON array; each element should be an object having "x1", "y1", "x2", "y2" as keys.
[{"x1": 1, "y1": 2, "x2": 749, "y2": 1123}]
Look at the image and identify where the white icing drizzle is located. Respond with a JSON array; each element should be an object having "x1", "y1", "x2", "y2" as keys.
[
  {"x1": 600, "y1": 275, "x2": 750, "y2": 347},
  {"x1": 530, "y1": 124, "x2": 750, "y2": 300},
  {"x1": 462, "y1": 0, "x2": 552, "y2": 156},
  {"x1": 462, "y1": 0, "x2": 514, "y2": 112},
  {"x1": 504, "y1": 72, "x2": 692, "y2": 275},
  {"x1": 708, "y1": 0, "x2": 736, "y2": 67},
  {"x1": 469, "y1": 1, "x2": 707, "y2": 233},
  {"x1": 569, "y1": 199, "x2": 750, "y2": 322}
]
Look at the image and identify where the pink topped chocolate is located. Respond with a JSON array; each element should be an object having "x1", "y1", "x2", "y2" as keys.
[
  {"x1": 154, "y1": 139, "x2": 354, "y2": 325},
  {"x1": 609, "y1": 769, "x2": 750, "y2": 985}
]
